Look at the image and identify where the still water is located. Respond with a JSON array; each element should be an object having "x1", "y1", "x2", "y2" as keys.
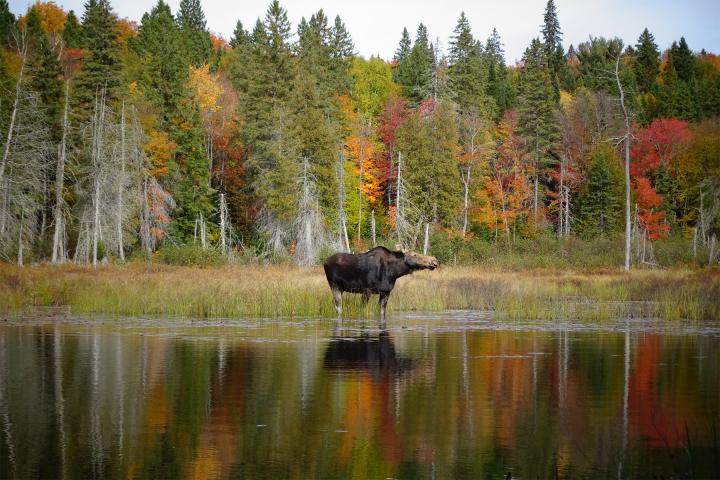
[{"x1": 1, "y1": 312, "x2": 719, "y2": 479}]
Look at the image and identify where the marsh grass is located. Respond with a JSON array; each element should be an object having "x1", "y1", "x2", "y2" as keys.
[{"x1": 0, "y1": 263, "x2": 718, "y2": 321}]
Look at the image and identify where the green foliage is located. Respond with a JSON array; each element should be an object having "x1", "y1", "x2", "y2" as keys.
[
  {"x1": 74, "y1": 0, "x2": 122, "y2": 121},
  {"x1": 633, "y1": 28, "x2": 660, "y2": 94},
  {"x1": 395, "y1": 24, "x2": 433, "y2": 104},
  {"x1": 350, "y1": 56, "x2": 395, "y2": 119},
  {"x1": 448, "y1": 12, "x2": 493, "y2": 117},
  {"x1": 485, "y1": 28, "x2": 516, "y2": 117},
  {"x1": 575, "y1": 146, "x2": 624, "y2": 237},
  {"x1": 157, "y1": 244, "x2": 225, "y2": 266},
  {"x1": 0, "y1": 0, "x2": 14, "y2": 47},
  {"x1": 176, "y1": 0, "x2": 212, "y2": 67},
  {"x1": 62, "y1": 10, "x2": 82, "y2": 48},
  {"x1": 541, "y1": 0, "x2": 564, "y2": 100}
]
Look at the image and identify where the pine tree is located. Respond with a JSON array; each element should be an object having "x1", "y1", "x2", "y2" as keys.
[
  {"x1": 541, "y1": 0, "x2": 564, "y2": 101},
  {"x1": 634, "y1": 28, "x2": 660, "y2": 93},
  {"x1": 448, "y1": 13, "x2": 492, "y2": 116},
  {"x1": 0, "y1": 0, "x2": 15, "y2": 47},
  {"x1": 576, "y1": 146, "x2": 624, "y2": 237},
  {"x1": 74, "y1": 0, "x2": 121, "y2": 122},
  {"x1": 176, "y1": 0, "x2": 212, "y2": 67}
]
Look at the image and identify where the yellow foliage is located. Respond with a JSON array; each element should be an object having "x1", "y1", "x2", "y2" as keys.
[
  {"x1": 559, "y1": 90, "x2": 574, "y2": 110},
  {"x1": 145, "y1": 129, "x2": 176, "y2": 178},
  {"x1": 188, "y1": 64, "x2": 224, "y2": 114},
  {"x1": 17, "y1": 1, "x2": 66, "y2": 37}
]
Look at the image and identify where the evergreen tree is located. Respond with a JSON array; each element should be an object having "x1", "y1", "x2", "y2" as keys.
[
  {"x1": 669, "y1": 37, "x2": 695, "y2": 82},
  {"x1": 230, "y1": 20, "x2": 248, "y2": 48},
  {"x1": 575, "y1": 36, "x2": 631, "y2": 93},
  {"x1": 176, "y1": 0, "x2": 212, "y2": 67},
  {"x1": 659, "y1": 65, "x2": 698, "y2": 121},
  {"x1": 62, "y1": 11, "x2": 82, "y2": 49},
  {"x1": 576, "y1": 146, "x2": 624, "y2": 237},
  {"x1": 448, "y1": 12, "x2": 492, "y2": 116},
  {"x1": 74, "y1": 0, "x2": 121, "y2": 122},
  {"x1": 26, "y1": 6, "x2": 64, "y2": 141},
  {"x1": 132, "y1": 0, "x2": 186, "y2": 120},
  {"x1": 169, "y1": 101, "x2": 215, "y2": 239},
  {"x1": 401, "y1": 24, "x2": 433, "y2": 104},
  {"x1": 485, "y1": 28, "x2": 515, "y2": 117},
  {"x1": 0, "y1": 0, "x2": 15, "y2": 47},
  {"x1": 541, "y1": 0, "x2": 564, "y2": 100},
  {"x1": 329, "y1": 14, "x2": 354, "y2": 92},
  {"x1": 394, "y1": 27, "x2": 411, "y2": 62},
  {"x1": 653, "y1": 160, "x2": 679, "y2": 225},
  {"x1": 634, "y1": 28, "x2": 660, "y2": 93}
]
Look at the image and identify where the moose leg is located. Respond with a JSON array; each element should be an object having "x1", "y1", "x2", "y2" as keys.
[
  {"x1": 361, "y1": 291, "x2": 370, "y2": 305},
  {"x1": 331, "y1": 286, "x2": 343, "y2": 317},
  {"x1": 379, "y1": 293, "x2": 390, "y2": 322}
]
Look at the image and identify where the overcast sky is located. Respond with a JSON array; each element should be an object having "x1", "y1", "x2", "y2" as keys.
[{"x1": 8, "y1": 0, "x2": 720, "y2": 63}]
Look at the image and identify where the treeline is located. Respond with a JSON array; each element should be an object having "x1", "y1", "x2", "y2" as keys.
[{"x1": 0, "y1": 0, "x2": 718, "y2": 266}]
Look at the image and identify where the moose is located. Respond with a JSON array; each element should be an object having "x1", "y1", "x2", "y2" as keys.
[{"x1": 323, "y1": 246, "x2": 439, "y2": 320}]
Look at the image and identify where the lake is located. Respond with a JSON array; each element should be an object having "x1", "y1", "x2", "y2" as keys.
[{"x1": 1, "y1": 312, "x2": 719, "y2": 479}]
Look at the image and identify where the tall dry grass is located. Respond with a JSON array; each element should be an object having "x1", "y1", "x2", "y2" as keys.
[{"x1": 0, "y1": 263, "x2": 718, "y2": 321}]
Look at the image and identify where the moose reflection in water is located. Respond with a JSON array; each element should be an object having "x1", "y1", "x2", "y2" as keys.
[
  {"x1": 323, "y1": 246, "x2": 439, "y2": 320},
  {"x1": 323, "y1": 326, "x2": 412, "y2": 378}
]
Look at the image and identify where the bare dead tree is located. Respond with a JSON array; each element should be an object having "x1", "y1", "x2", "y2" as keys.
[
  {"x1": 0, "y1": 30, "x2": 28, "y2": 186},
  {"x1": 293, "y1": 156, "x2": 325, "y2": 266},
  {"x1": 615, "y1": 53, "x2": 632, "y2": 271},
  {"x1": 52, "y1": 80, "x2": 70, "y2": 263}
]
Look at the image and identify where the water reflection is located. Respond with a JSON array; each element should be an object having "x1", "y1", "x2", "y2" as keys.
[{"x1": 0, "y1": 317, "x2": 719, "y2": 479}]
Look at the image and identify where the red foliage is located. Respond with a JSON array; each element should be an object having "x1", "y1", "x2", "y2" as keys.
[
  {"x1": 634, "y1": 176, "x2": 670, "y2": 240},
  {"x1": 631, "y1": 118, "x2": 692, "y2": 176},
  {"x1": 377, "y1": 94, "x2": 409, "y2": 187}
]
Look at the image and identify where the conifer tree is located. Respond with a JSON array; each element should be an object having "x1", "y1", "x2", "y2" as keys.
[
  {"x1": 541, "y1": 0, "x2": 564, "y2": 101},
  {"x1": 132, "y1": 0, "x2": 186, "y2": 120},
  {"x1": 669, "y1": 37, "x2": 695, "y2": 82},
  {"x1": 27, "y1": 7, "x2": 63, "y2": 141},
  {"x1": 517, "y1": 38, "x2": 559, "y2": 221},
  {"x1": 576, "y1": 146, "x2": 624, "y2": 237},
  {"x1": 176, "y1": 0, "x2": 212, "y2": 67},
  {"x1": 230, "y1": 20, "x2": 248, "y2": 48},
  {"x1": 634, "y1": 28, "x2": 660, "y2": 93},
  {"x1": 62, "y1": 11, "x2": 82, "y2": 48},
  {"x1": 394, "y1": 27, "x2": 411, "y2": 63},
  {"x1": 329, "y1": 14, "x2": 354, "y2": 92},
  {"x1": 448, "y1": 13, "x2": 492, "y2": 116},
  {"x1": 485, "y1": 28, "x2": 515, "y2": 116},
  {"x1": 0, "y1": 0, "x2": 15, "y2": 47},
  {"x1": 74, "y1": 0, "x2": 121, "y2": 122}
]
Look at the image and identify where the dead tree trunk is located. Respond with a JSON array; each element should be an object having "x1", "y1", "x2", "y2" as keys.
[
  {"x1": 615, "y1": 53, "x2": 632, "y2": 272},
  {"x1": 0, "y1": 39, "x2": 27, "y2": 184},
  {"x1": 116, "y1": 101, "x2": 126, "y2": 262},
  {"x1": 52, "y1": 80, "x2": 70, "y2": 264}
]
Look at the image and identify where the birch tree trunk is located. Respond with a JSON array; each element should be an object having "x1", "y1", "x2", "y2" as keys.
[
  {"x1": 461, "y1": 164, "x2": 471, "y2": 237},
  {"x1": 423, "y1": 223, "x2": 430, "y2": 255},
  {"x1": 52, "y1": 81, "x2": 70, "y2": 264},
  {"x1": 615, "y1": 54, "x2": 632, "y2": 271},
  {"x1": 117, "y1": 101, "x2": 126, "y2": 262}
]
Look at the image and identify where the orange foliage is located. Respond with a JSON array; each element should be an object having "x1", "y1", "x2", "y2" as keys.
[
  {"x1": 210, "y1": 32, "x2": 228, "y2": 52},
  {"x1": 116, "y1": 18, "x2": 138, "y2": 46},
  {"x1": 145, "y1": 129, "x2": 176, "y2": 178},
  {"x1": 634, "y1": 176, "x2": 670, "y2": 240},
  {"x1": 18, "y1": 1, "x2": 66, "y2": 37}
]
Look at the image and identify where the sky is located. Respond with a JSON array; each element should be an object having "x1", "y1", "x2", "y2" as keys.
[{"x1": 8, "y1": 0, "x2": 720, "y2": 64}]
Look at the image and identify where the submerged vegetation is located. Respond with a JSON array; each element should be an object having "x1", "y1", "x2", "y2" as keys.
[{"x1": 1, "y1": 262, "x2": 717, "y2": 321}]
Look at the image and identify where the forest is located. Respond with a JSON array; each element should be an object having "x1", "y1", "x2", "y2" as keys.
[{"x1": 0, "y1": 0, "x2": 719, "y2": 268}]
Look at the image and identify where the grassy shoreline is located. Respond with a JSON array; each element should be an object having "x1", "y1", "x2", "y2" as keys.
[{"x1": 1, "y1": 263, "x2": 718, "y2": 321}]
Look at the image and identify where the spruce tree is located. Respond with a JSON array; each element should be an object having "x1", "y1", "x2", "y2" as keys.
[
  {"x1": 653, "y1": 160, "x2": 679, "y2": 225},
  {"x1": 541, "y1": 0, "x2": 564, "y2": 101},
  {"x1": 485, "y1": 28, "x2": 515, "y2": 117},
  {"x1": 401, "y1": 24, "x2": 434, "y2": 104},
  {"x1": 230, "y1": 20, "x2": 248, "y2": 48},
  {"x1": 0, "y1": 0, "x2": 14, "y2": 47},
  {"x1": 394, "y1": 27, "x2": 411, "y2": 62},
  {"x1": 448, "y1": 12, "x2": 492, "y2": 116},
  {"x1": 132, "y1": 0, "x2": 186, "y2": 120},
  {"x1": 329, "y1": 14, "x2": 354, "y2": 93},
  {"x1": 518, "y1": 38, "x2": 559, "y2": 221},
  {"x1": 634, "y1": 28, "x2": 660, "y2": 93},
  {"x1": 62, "y1": 11, "x2": 82, "y2": 49},
  {"x1": 176, "y1": 0, "x2": 212, "y2": 67},
  {"x1": 576, "y1": 146, "x2": 624, "y2": 237},
  {"x1": 74, "y1": 0, "x2": 121, "y2": 122},
  {"x1": 26, "y1": 6, "x2": 64, "y2": 142},
  {"x1": 669, "y1": 37, "x2": 695, "y2": 82}
]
